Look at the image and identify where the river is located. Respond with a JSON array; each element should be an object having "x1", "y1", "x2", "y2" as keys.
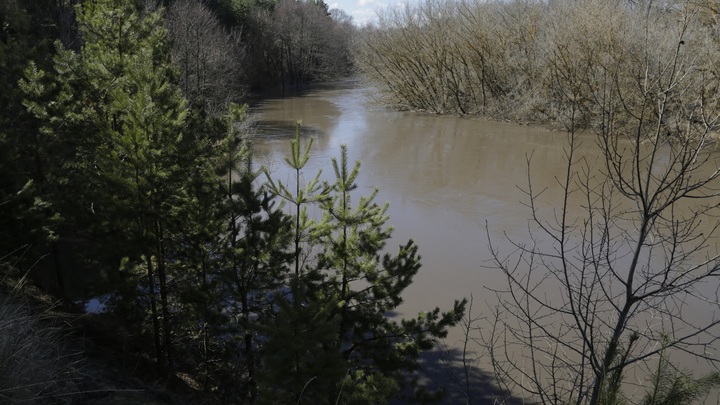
[
  {"x1": 253, "y1": 79, "x2": 577, "y2": 312},
  {"x1": 252, "y1": 79, "x2": 720, "y2": 403}
]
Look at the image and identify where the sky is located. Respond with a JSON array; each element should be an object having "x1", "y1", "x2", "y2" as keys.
[{"x1": 328, "y1": 0, "x2": 417, "y2": 26}]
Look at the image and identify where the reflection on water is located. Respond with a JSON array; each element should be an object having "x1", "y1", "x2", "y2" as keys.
[
  {"x1": 252, "y1": 80, "x2": 597, "y2": 313},
  {"x1": 252, "y1": 80, "x2": 720, "y2": 400}
]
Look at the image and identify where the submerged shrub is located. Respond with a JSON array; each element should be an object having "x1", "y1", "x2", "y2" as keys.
[{"x1": 357, "y1": 0, "x2": 720, "y2": 135}]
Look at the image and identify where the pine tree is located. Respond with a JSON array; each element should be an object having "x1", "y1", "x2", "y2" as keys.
[
  {"x1": 209, "y1": 104, "x2": 295, "y2": 400},
  {"x1": 154, "y1": 109, "x2": 228, "y2": 388},
  {"x1": 264, "y1": 121, "x2": 329, "y2": 278},
  {"x1": 258, "y1": 123, "x2": 340, "y2": 403},
  {"x1": 257, "y1": 279, "x2": 346, "y2": 404},
  {"x1": 77, "y1": 0, "x2": 191, "y2": 372},
  {"x1": 20, "y1": 0, "x2": 198, "y2": 373},
  {"x1": 2, "y1": 0, "x2": 73, "y2": 296},
  {"x1": 262, "y1": 135, "x2": 466, "y2": 402},
  {"x1": 311, "y1": 145, "x2": 467, "y2": 402}
]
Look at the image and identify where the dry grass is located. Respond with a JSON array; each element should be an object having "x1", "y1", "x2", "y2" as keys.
[
  {"x1": 0, "y1": 259, "x2": 200, "y2": 404},
  {"x1": 0, "y1": 291, "x2": 79, "y2": 404}
]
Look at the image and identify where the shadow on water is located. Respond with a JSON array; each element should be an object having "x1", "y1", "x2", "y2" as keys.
[
  {"x1": 253, "y1": 119, "x2": 323, "y2": 139},
  {"x1": 247, "y1": 78, "x2": 365, "y2": 107},
  {"x1": 399, "y1": 346, "x2": 525, "y2": 405}
]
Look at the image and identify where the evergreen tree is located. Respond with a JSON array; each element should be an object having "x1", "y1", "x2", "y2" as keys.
[
  {"x1": 258, "y1": 123, "x2": 339, "y2": 403},
  {"x1": 154, "y1": 109, "x2": 228, "y2": 387},
  {"x1": 257, "y1": 279, "x2": 346, "y2": 404},
  {"x1": 210, "y1": 104, "x2": 295, "y2": 400},
  {"x1": 262, "y1": 136, "x2": 466, "y2": 403},
  {"x1": 6, "y1": 1, "x2": 462, "y2": 400},
  {"x1": 597, "y1": 335, "x2": 720, "y2": 405},
  {"x1": 20, "y1": 0, "x2": 201, "y2": 373},
  {"x1": 1, "y1": 0, "x2": 75, "y2": 294},
  {"x1": 264, "y1": 122, "x2": 329, "y2": 278},
  {"x1": 311, "y1": 145, "x2": 467, "y2": 402},
  {"x1": 641, "y1": 358, "x2": 720, "y2": 405}
]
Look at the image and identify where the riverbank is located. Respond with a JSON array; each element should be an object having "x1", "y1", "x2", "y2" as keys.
[{"x1": 0, "y1": 273, "x2": 205, "y2": 404}]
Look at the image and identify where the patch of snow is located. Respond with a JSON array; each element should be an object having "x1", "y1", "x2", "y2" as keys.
[{"x1": 83, "y1": 295, "x2": 111, "y2": 314}]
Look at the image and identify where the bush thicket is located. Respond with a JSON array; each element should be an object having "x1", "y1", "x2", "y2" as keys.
[{"x1": 358, "y1": 0, "x2": 720, "y2": 132}]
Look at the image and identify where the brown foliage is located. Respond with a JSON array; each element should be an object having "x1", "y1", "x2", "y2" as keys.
[{"x1": 357, "y1": 0, "x2": 720, "y2": 135}]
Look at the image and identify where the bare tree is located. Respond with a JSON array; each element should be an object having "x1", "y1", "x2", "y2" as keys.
[
  {"x1": 357, "y1": 0, "x2": 547, "y2": 115},
  {"x1": 485, "y1": 3, "x2": 720, "y2": 404},
  {"x1": 357, "y1": 0, "x2": 720, "y2": 126},
  {"x1": 166, "y1": 0, "x2": 246, "y2": 115},
  {"x1": 246, "y1": 0, "x2": 353, "y2": 90}
]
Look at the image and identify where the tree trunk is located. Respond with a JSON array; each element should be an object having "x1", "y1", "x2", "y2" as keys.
[
  {"x1": 156, "y1": 220, "x2": 173, "y2": 371},
  {"x1": 51, "y1": 240, "x2": 66, "y2": 305},
  {"x1": 146, "y1": 255, "x2": 164, "y2": 373}
]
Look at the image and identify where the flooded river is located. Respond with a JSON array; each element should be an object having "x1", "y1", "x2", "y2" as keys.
[
  {"x1": 254, "y1": 80, "x2": 578, "y2": 312},
  {"x1": 252, "y1": 80, "x2": 720, "y2": 402}
]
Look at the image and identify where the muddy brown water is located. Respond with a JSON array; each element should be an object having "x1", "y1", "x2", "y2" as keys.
[
  {"x1": 253, "y1": 79, "x2": 720, "y2": 402},
  {"x1": 254, "y1": 80, "x2": 579, "y2": 310}
]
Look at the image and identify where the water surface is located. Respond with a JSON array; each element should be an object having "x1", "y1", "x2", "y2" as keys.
[
  {"x1": 253, "y1": 80, "x2": 720, "y2": 402},
  {"x1": 254, "y1": 80, "x2": 592, "y2": 314}
]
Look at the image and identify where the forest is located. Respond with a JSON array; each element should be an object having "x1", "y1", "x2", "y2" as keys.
[
  {"x1": 0, "y1": 0, "x2": 464, "y2": 403},
  {"x1": 6, "y1": 0, "x2": 720, "y2": 404}
]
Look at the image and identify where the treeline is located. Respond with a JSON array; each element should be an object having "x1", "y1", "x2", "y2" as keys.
[
  {"x1": 170, "y1": 0, "x2": 355, "y2": 95},
  {"x1": 357, "y1": 0, "x2": 720, "y2": 132},
  {"x1": 0, "y1": 0, "x2": 464, "y2": 403}
]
